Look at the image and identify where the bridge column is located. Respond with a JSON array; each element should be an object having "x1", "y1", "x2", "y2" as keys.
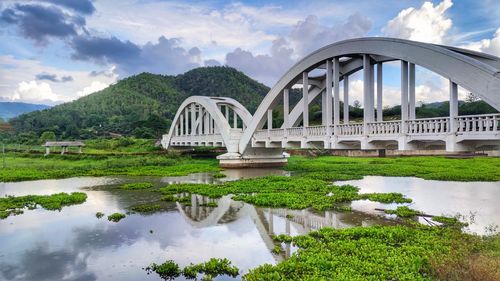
[
  {"x1": 325, "y1": 59, "x2": 333, "y2": 148},
  {"x1": 302, "y1": 72, "x2": 309, "y2": 140},
  {"x1": 333, "y1": 57, "x2": 340, "y2": 129},
  {"x1": 376, "y1": 63, "x2": 383, "y2": 122},
  {"x1": 362, "y1": 55, "x2": 375, "y2": 149},
  {"x1": 283, "y1": 88, "x2": 289, "y2": 128},
  {"x1": 267, "y1": 109, "x2": 273, "y2": 130},
  {"x1": 398, "y1": 61, "x2": 417, "y2": 150},
  {"x1": 343, "y1": 75, "x2": 349, "y2": 123},
  {"x1": 180, "y1": 112, "x2": 184, "y2": 136},
  {"x1": 233, "y1": 109, "x2": 238, "y2": 129},
  {"x1": 191, "y1": 104, "x2": 196, "y2": 137},
  {"x1": 446, "y1": 80, "x2": 469, "y2": 151},
  {"x1": 185, "y1": 108, "x2": 189, "y2": 135},
  {"x1": 409, "y1": 63, "x2": 416, "y2": 119},
  {"x1": 225, "y1": 105, "x2": 229, "y2": 122}
]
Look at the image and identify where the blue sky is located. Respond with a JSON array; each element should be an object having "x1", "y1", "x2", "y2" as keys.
[{"x1": 0, "y1": 0, "x2": 499, "y2": 106}]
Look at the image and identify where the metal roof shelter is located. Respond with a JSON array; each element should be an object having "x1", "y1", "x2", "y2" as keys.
[{"x1": 43, "y1": 141, "x2": 85, "y2": 155}]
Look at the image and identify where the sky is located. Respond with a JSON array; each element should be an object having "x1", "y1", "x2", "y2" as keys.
[{"x1": 0, "y1": 0, "x2": 499, "y2": 107}]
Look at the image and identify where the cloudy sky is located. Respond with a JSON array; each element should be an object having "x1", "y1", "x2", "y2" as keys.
[{"x1": 0, "y1": 0, "x2": 499, "y2": 106}]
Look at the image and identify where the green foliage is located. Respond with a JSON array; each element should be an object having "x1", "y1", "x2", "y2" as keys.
[
  {"x1": 39, "y1": 131, "x2": 56, "y2": 144},
  {"x1": 130, "y1": 203, "x2": 162, "y2": 213},
  {"x1": 107, "y1": 212, "x2": 126, "y2": 222},
  {"x1": 0, "y1": 153, "x2": 219, "y2": 182},
  {"x1": 145, "y1": 260, "x2": 181, "y2": 281},
  {"x1": 159, "y1": 176, "x2": 411, "y2": 211},
  {"x1": 212, "y1": 172, "x2": 226, "y2": 178},
  {"x1": 0, "y1": 192, "x2": 87, "y2": 219},
  {"x1": 287, "y1": 156, "x2": 500, "y2": 181},
  {"x1": 271, "y1": 245, "x2": 282, "y2": 254},
  {"x1": 273, "y1": 234, "x2": 293, "y2": 243},
  {"x1": 182, "y1": 258, "x2": 239, "y2": 280},
  {"x1": 200, "y1": 202, "x2": 218, "y2": 207},
  {"x1": 10, "y1": 67, "x2": 269, "y2": 139},
  {"x1": 244, "y1": 225, "x2": 485, "y2": 280},
  {"x1": 146, "y1": 258, "x2": 239, "y2": 281},
  {"x1": 120, "y1": 182, "x2": 154, "y2": 190},
  {"x1": 432, "y1": 215, "x2": 469, "y2": 229},
  {"x1": 384, "y1": 206, "x2": 421, "y2": 218},
  {"x1": 359, "y1": 192, "x2": 413, "y2": 203},
  {"x1": 95, "y1": 212, "x2": 104, "y2": 219}
]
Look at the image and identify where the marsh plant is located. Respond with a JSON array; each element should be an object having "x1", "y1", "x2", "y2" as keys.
[
  {"x1": 95, "y1": 212, "x2": 104, "y2": 219},
  {"x1": 145, "y1": 258, "x2": 239, "y2": 281},
  {"x1": 107, "y1": 212, "x2": 126, "y2": 222},
  {"x1": 0, "y1": 192, "x2": 87, "y2": 219}
]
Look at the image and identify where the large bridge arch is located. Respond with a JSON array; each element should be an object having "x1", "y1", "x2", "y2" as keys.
[{"x1": 239, "y1": 37, "x2": 500, "y2": 154}]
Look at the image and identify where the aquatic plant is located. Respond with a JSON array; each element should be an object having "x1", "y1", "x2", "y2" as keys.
[
  {"x1": 286, "y1": 156, "x2": 500, "y2": 182},
  {"x1": 200, "y1": 202, "x2": 218, "y2": 207},
  {"x1": 95, "y1": 212, "x2": 104, "y2": 219},
  {"x1": 0, "y1": 192, "x2": 87, "y2": 219},
  {"x1": 130, "y1": 203, "x2": 162, "y2": 213},
  {"x1": 182, "y1": 258, "x2": 239, "y2": 280},
  {"x1": 244, "y1": 225, "x2": 493, "y2": 280},
  {"x1": 120, "y1": 182, "x2": 154, "y2": 190},
  {"x1": 213, "y1": 172, "x2": 227, "y2": 178},
  {"x1": 107, "y1": 212, "x2": 126, "y2": 222},
  {"x1": 273, "y1": 234, "x2": 293, "y2": 244},
  {"x1": 145, "y1": 260, "x2": 180, "y2": 281},
  {"x1": 384, "y1": 206, "x2": 421, "y2": 218},
  {"x1": 432, "y1": 215, "x2": 469, "y2": 229},
  {"x1": 271, "y1": 245, "x2": 282, "y2": 254}
]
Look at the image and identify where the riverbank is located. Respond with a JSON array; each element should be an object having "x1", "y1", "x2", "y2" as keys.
[{"x1": 1, "y1": 152, "x2": 499, "y2": 182}]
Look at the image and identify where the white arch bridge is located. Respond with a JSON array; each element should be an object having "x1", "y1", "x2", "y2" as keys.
[{"x1": 162, "y1": 38, "x2": 500, "y2": 167}]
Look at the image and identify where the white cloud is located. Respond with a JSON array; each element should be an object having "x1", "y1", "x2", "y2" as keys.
[
  {"x1": 11, "y1": 80, "x2": 58, "y2": 104},
  {"x1": 460, "y1": 28, "x2": 500, "y2": 56},
  {"x1": 76, "y1": 81, "x2": 109, "y2": 97},
  {"x1": 0, "y1": 55, "x2": 117, "y2": 104},
  {"x1": 383, "y1": 0, "x2": 453, "y2": 44}
]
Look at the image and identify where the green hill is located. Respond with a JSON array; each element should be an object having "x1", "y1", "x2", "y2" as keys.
[{"x1": 9, "y1": 67, "x2": 269, "y2": 139}]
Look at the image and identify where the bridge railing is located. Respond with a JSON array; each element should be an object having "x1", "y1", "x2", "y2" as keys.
[
  {"x1": 306, "y1": 125, "x2": 327, "y2": 136},
  {"x1": 456, "y1": 113, "x2": 499, "y2": 133},
  {"x1": 406, "y1": 117, "x2": 449, "y2": 135},
  {"x1": 286, "y1": 127, "x2": 303, "y2": 136},
  {"x1": 367, "y1": 120, "x2": 401, "y2": 135},
  {"x1": 269, "y1": 128, "x2": 285, "y2": 138},
  {"x1": 337, "y1": 123, "x2": 364, "y2": 136}
]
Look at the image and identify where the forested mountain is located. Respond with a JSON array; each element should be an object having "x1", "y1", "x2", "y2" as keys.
[
  {"x1": 0, "y1": 102, "x2": 50, "y2": 120},
  {"x1": 9, "y1": 67, "x2": 269, "y2": 139}
]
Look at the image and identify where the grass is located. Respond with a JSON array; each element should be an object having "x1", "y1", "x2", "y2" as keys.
[
  {"x1": 0, "y1": 192, "x2": 87, "y2": 219},
  {"x1": 244, "y1": 225, "x2": 500, "y2": 281},
  {"x1": 286, "y1": 155, "x2": 500, "y2": 181},
  {"x1": 0, "y1": 152, "x2": 219, "y2": 182}
]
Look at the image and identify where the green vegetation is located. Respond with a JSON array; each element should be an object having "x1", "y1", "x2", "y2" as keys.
[
  {"x1": 146, "y1": 258, "x2": 239, "y2": 281},
  {"x1": 107, "y1": 212, "x2": 126, "y2": 222},
  {"x1": 245, "y1": 226, "x2": 500, "y2": 281},
  {"x1": 212, "y1": 172, "x2": 227, "y2": 178},
  {"x1": 159, "y1": 176, "x2": 412, "y2": 211},
  {"x1": 120, "y1": 182, "x2": 154, "y2": 190},
  {"x1": 95, "y1": 211, "x2": 104, "y2": 219},
  {"x1": 287, "y1": 156, "x2": 500, "y2": 181},
  {"x1": 130, "y1": 203, "x2": 162, "y2": 213},
  {"x1": 0, "y1": 192, "x2": 87, "y2": 219},
  {"x1": 9, "y1": 67, "x2": 269, "y2": 140},
  {"x1": 145, "y1": 260, "x2": 181, "y2": 281},
  {"x1": 200, "y1": 202, "x2": 218, "y2": 207},
  {"x1": 432, "y1": 215, "x2": 469, "y2": 229},
  {"x1": 0, "y1": 153, "x2": 219, "y2": 182},
  {"x1": 384, "y1": 206, "x2": 421, "y2": 218}
]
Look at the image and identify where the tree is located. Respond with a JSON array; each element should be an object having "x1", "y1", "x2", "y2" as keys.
[
  {"x1": 465, "y1": 93, "x2": 479, "y2": 103},
  {"x1": 353, "y1": 100, "x2": 361, "y2": 108},
  {"x1": 39, "y1": 131, "x2": 56, "y2": 144}
]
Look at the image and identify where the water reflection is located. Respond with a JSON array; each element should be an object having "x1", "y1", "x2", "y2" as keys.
[{"x1": 341, "y1": 176, "x2": 500, "y2": 234}]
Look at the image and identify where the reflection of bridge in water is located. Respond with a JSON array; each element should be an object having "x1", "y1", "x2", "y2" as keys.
[{"x1": 176, "y1": 194, "x2": 394, "y2": 261}]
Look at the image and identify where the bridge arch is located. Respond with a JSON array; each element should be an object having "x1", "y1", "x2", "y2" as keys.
[
  {"x1": 163, "y1": 38, "x2": 499, "y2": 166},
  {"x1": 162, "y1": 96, "x2": 252, "y2": 152},
  {"x1": 239, "y1": 37, "x2": 500, "y2": 154}
]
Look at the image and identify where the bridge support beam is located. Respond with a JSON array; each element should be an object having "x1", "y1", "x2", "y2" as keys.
[
  {"x1": 217, "y1": 148, "x2": 287, "y2": 168},
  {"x1": 343, "y1": 75, "x2": 349, "y2": 123}
]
